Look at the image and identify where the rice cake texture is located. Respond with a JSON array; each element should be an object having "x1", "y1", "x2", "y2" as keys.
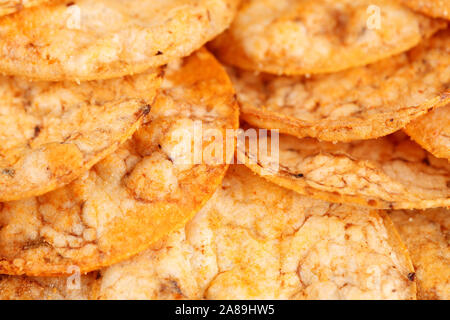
[
  {"x1": 389, "y1": 209, "x2": 449, "y2": 300},
  {"x1": 92, "y1": 166, "x2": 416, "y2": 300},
  {"x1": 237, "y1": 130, "x2": 450, "y2": 209},
  {"x1": 0, "y1": 69, "x2": 162, "y2": 202},
  {"x1": 209, "y1": 0, "x2": 444, "y2": 75},
  {"x1": 230, "y1": 30, "x2": 450, "y2": 142},
  {"x1": 0, "y1": 49, "x2": 239, "y2": 276},
  {"x1": 0, "y1": 0, "x2": 239, "y2": 81}
]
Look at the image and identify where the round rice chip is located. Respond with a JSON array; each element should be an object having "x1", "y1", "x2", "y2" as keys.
[
  {"x1": 0, "y1": 69, "x2": 162, "y2": 202},
  {"x1": 230, "y1": 30, "x2": 450, "y2": 142},
  {"x1": 209, "y1": 0, "x2": 445, "y2": 75},
  {"x1": 0, "y1": 0, "x2": 239, "y2": 81},
  {"x1": 389, "y1": 208, "x2": 449, "y2": 300},
  {"x1": 0, "y1": 0, "x2": 54, "y2": 16},
  {"x1": 0, "y1": 49, "x2": 239, "y2": 276},
  {"x1": 92, "y1": 166, "x2": 416, "y2": 300},
  {"x1": 0, "y1": 273, "x2": 95, "y2": 300},
  {"x1": 237, "y1": 129, "x2": 450, "y2": 209},
  {"x1": 400, "y1": 0, "x2": 450, "y2": 20},
  {"x1": 405, "y1": 104, "x2": 450, "y2": 160}
]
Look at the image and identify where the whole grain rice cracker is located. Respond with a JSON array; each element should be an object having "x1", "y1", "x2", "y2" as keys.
[
  {"x1": 229, "y1": 30, "x2": 450, "y2": 142},
  {"x1": 0, "y1": 49, "x2": 239, "y2": 276},
  {"x1": 237, "y1": 129, "x2": 450, "y2": 209},
  {"x1": 0, "y1": 69, "x2": 162, "y2": 202},
  {"x1": 92, "y1": 165, "x2": 416, "y2": 300},
  {"x1": 0, "y1": 0, "x2": 239, "y2": 81}
]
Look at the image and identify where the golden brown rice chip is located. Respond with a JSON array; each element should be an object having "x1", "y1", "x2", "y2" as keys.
[
  {"x1": 0, "y1": 273, "x2": 95, "y2": 300},
  {"x1": 405, "y1": 105, "x2": 450, "y2": 160},
  {"x1": 92, "y1": 166, "x2": 416, "y2": 300},
  {"x1": 0, "y1": 49, "x2": 239, "y2": 276},
  {"x1": 230, "y1": 30, "x2": 450, "y2": 142},
  {"x1": 0, "y1": 0, "x2": 239, "y2": 81},
  {"x1": 0, "y1": 0, "x2": 54, "y2": 16},
  {"x1": 0, "y1": 69, "x2": 162, "y2": 202},
  {"x1": 400, "y1": 0, "x2": 450, "y2": 20},
  {"x1": 209, "y1": 0, "x2": 445, "y2": 76},
  {"x1": 389, "y1": 208, "x2": 449, "y2": 300},
  {"x1": 237, "y1": 129, "x2": 450, "y2": 209}
]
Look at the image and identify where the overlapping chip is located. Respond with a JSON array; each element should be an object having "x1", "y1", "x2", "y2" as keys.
[
  {"x1": 0, "y1": 0, "x2": 239, "y2": 81},
  {"x1": 210, "y1": 0, "x2": 445, "y2": 75},
  {"x1": 405, "y1": 105, "x2": 450, "y2": 160},
  {"x1": 238, "y1": 129, "x2": 450, "y2": 209},
  {"x1": 0, "y1": 69, "x2": 162, "y2": 202},
  {"x1": 91, "y1": 166, "x2": 416, "y2": 300},
  {"x1": 229, "y1": 30, "x2": 450, "y2": 142},
  {"x1": 0, "y1": 49, "x2": 238, "y2": 276},
  {"x1": 389, "y1": 208, "x2": 449, "y2": 300}
]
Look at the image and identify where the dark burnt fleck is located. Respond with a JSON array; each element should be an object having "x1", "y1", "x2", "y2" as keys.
[
  {"x1": 156, "y1": 51, "x2": 163, "y2": 56},
  {"x1": 142, "y1": 105, "x2": 151, "y2": 116},
  {"x1": 407, "y1": 272, "x2": 416, "y2": 281},
  {"x1": 2, "y1": 168, "x2": 15, "y2": 177},
  {"x1": 295, "y1": 173, "x2": 304, "y2": 178},
  {"x1": 66, "y1": 1, "x2": 75, "y2": 6},
  {"x1": 34, "y1": 125, "x2": 41, "y2": 138}
]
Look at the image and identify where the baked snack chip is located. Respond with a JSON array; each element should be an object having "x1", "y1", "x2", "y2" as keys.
[
  {"x1": 237, "y1": 129, "x2": 450, "y2": 209},
  {"x1": 229, "y1": 30, "x2": 450, "y2": 142},
  {"x1": 405, "y1": 105, "x2": 450, "y2": 160},
  {"x1": 0, "y1": 69, "x2": 162, "y2": 202},
  {"x1": 389, "y1": 208, "x2": 449, "y2": 300},
  {"x1": 0, "y1": 49, "x2": 239, "y2": 276},
  {"x1": 92, "y1": 166, "x2": 416, "y2": 300},
  {"x1": 0, "y1": 0, "x2": 239, "y2": 81},
  {"x1": 210, "y1": 0, "x2": 445, "y2": 75}
]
